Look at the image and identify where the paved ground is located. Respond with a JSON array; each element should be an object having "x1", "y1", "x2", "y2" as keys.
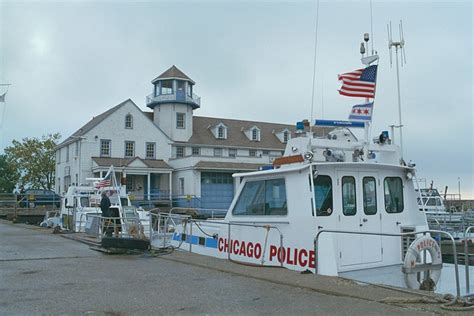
[{"x1": 0, "y1": 220, "x2": 460, "y2": 315}]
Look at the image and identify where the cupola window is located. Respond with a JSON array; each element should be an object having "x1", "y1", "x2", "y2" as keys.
[
  {"x1": 161, "y1": 80, "x2": 173, "y2": 95},
  {"x1": 125, "y1": 114, "x2": 133, "y2": 129}
]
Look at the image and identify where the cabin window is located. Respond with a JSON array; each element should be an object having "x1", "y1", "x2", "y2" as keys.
[
  {"x1": 314, "y1": 175, "x2": 333, "y2": 216},
  {"x1": 342, "y1": 176, "x2": 357, "y2": 216},
  {"x1": 233, "y1": 178, "x2": 287, "y2": 216},
  {"x1": 384, "y1": 177, "x2": 404, "y2": 213},
  {"x1": 80, "y1": 197, "x2": 90, "y2": 207},
  {"x1": 363, "y1": 177, "x2": 377, "y2": 215}
]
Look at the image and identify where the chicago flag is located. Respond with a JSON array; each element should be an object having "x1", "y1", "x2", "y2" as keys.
[{"x1": 348, "y1": 102, "x2": 373, "y2": 121}]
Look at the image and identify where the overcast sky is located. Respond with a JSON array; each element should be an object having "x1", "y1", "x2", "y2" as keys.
[{"x1": 0, "y1": 0, "x2": 472, "y2": 198}]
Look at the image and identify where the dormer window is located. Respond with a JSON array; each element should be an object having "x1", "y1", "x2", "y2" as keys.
[
  {"x1": 251, "y1": 127, "x2": 260, "y2": 141},
  {"x1": 125, "y1": 114, "x2": 133, "y2": 129},
  {"x1": 283, "y1": 131, "x2": 289, "y2": 142},
  {"x1": 213, "y1": 123, "x2": 227, "y2": 139}
]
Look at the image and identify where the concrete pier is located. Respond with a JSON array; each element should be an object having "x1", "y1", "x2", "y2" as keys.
[{"x1": 0, "y1": 220, "x2": 462, "y2": 315}]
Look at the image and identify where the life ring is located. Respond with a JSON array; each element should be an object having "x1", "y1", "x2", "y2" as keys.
[{"x1": 402, "y1": 235, "x2": 443, "y2": 290}]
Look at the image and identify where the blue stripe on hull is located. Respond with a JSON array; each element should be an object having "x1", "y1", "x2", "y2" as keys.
[{"x1": 171, "y1": 233, "x2": 218, "y2": 249}]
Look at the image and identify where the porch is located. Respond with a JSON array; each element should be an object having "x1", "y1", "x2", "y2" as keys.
[{"x1": 92, "y1": 157, "x2": 173, "y2": 207}]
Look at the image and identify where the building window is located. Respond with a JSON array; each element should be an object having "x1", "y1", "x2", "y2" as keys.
[
  {"x1": 384, "y1": 177, "x2": 404, "y2": 213},
  {"x1": 176, "y1": 146, "x2": 184, "y2": 158},
  {"x1": 342, "y1": 176, "x2": 357, "y2": 216},
  {"x1": 179, "y1": 178, "x2": 185, "y2": 195},
  {"x1": 283, "y1": 131, "x2": 289, "y2": 142},
  {"x1": 75, "y1": 174, "x2": 78, "y2": 186},
  {"x1": 176, "y1": 113, "x2": 185, "y2": 129},
  {"x1": 249, "y1": 149, "x2": 257, "y2": 157},
  {"x1": 100, "y1": 140, "x2": 111, "y2": 157},
  {"x1": 363, "y1": 177, "x2": 377, "y2": 215},
  {"x1": 262, "y1": 150, "x2": 269, "y2": 155},
  {"x1": 161, "y1": 80, "x2": 173, "y2": 95},
  {"x1": 125, "y1": 114, "x2": 133, "y2": 129},
  {"x1": 229, "y1": 148, "x2": 237, "y2": 158},
  {"x1": 251, "y1": 128, "x2": 260, "y2": 141},
  {"x1": 192, "y1": 147, "x2": 200, "y2": 156},
  {"x1": 214, "y1": 148, "x2": 222, "y2": 157},
  {"x1": 126, "y1": 177, "x2": 134, "y2": 192},
  {"x1": 233, "y1": 179, "x2": 287, "y2": 216},
  {"x1": 124, "y1": 141, "x2": 135, "y2": 158},
  {"x1": 66, "y1": 145, "x2": 69, "y2": 162},
  {"x1": 314, "y1": 175, "x2": 333, "y2": 216},
  {"x1": 146, "y1": 142, "x2": 156, "y2": 159},
  {"x1": 217, "y1": 126, "x2": 226, "y2": 139},
  {"x1": 75, "y1": 142, "x2": 79, "y2": 156},
  {"x1": 57, "y1": 150, "x2": 61, "y2": 164}
]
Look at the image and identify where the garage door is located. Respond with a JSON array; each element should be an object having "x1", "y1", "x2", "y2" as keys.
[{"x1": 201, "y1": 172, "x2": 234, "y2": 210}]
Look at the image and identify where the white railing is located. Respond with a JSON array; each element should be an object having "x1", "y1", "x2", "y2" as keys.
[{"x1": 146, "y1": 92, "x2": 201, "y2": 106}]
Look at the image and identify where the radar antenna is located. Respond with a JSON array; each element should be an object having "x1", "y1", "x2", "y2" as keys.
[{"x1": 387, "y1": 20, "x2": 407, "y2": 160}]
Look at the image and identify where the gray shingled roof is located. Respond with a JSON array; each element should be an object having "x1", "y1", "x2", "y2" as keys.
[
  {"x1": 92, "y1": 157, "x2": 172, "y2": 169},
  {"x1": 194, "y1": 161, "x2": 266, "y2": 171},
  {"x1": 151, "y1": 65, "x2": 194, "y2": 84},
  {"x1": 187, "y1": 116, "x2": 292, "y2": 150}
]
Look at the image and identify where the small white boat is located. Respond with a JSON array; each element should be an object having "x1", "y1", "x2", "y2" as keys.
[{"x1": 57, "y1": 166, "x2": 150, "y2": 238}]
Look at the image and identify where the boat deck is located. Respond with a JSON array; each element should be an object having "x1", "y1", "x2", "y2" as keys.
[{"x1": 340, "y1": 263, "x2": 474, "y2": 296}]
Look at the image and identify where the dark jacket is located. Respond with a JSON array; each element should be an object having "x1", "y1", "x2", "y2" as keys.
[{"x1": 100, "y1": 195, "x2": 111, "y2": 217}]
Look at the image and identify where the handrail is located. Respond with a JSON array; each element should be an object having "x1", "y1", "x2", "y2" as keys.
[
  {"x1": 149, "y1": 212, "x2": 284, "y2": 267},
  {"x1": 169, "y1": 207, "x2": 227, "y2": 219},
  {"x1": 314, "y1": 229, "x2": 461, "y2": 298},
  {"x1": 465, "y1": 226, "x2": 473, "y2": 295}
]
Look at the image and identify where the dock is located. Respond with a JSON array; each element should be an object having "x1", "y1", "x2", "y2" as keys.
[{"x1": 1, "y1": 219, "x2": 469, "y2": 315}]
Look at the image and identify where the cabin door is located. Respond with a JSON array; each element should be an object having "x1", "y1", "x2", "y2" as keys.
[
  {"x1": 336, "y1": 171, "x2": 363, "y2": 267},
  {"x1": 359, "y1": 173, "x2": 382, "y2": 264}
]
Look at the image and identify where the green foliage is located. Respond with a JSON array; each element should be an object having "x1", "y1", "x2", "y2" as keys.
[
  {"x1": 0, "y1": 154, "x2": 20, "y2": 193},
  {"x1": 4, "y1": 133, "x2": 61, "y2": 190}
]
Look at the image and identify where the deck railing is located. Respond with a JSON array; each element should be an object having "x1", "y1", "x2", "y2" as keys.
[
  {"x1": 148, "y1": 211, "x2": 284, "y2": 266},
  {"x1": 314, "y1": 229, "x2": 462, "y2": 299},
  {"x1": 146, "y1": 92, "x2": 201, "y2": 106}
]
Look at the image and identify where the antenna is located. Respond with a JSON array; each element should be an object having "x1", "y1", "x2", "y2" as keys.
[{"x1": 387, "y1": 20, "x2": 407, "y2": 160}]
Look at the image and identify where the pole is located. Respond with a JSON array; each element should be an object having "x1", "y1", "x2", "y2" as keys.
[
  {"x1": 458, "y1": 177, "x2": 461, "y2": 199},
  {"x1": 395, "y1": 46, "x2": 403, "y2": 158}
]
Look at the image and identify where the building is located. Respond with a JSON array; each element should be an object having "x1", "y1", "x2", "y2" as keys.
[{"x1": 55, "y1": 66, "x2": 328, "y2": 209}]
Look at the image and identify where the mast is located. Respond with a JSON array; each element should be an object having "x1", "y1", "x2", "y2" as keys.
[{"x1": 388, "y1": 21, "x2": 407, "y2": 160}]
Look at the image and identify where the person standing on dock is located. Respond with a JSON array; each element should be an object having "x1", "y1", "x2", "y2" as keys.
[{"x1": 100, "y1": 192, "x2": 112, "y2": 237}]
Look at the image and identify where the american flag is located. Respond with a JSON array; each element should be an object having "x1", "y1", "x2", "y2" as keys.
[
  {"x1": 338, "y1": 65, "x2": 378, "y2": 98},
  {"x1": 96, "y1": 169, "x2": 112, "y2": 188}
]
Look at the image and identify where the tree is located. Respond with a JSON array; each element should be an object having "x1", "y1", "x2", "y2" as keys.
[
  {"x1": 4, "y1": 133, "x2": 61, "y2": 190},
  {"x1": 0, "y1": 154, "x2": 20, "y2": 193}
]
